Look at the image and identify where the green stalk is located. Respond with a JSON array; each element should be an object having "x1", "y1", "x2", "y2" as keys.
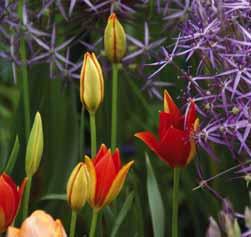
[
  {"x1": 90, "y1": 112, "x2": 97, "y2": 157},
  {"x1": 18, "y1": 0, "x2": 31, "y2": 141},
  {"x1": 80, "y1": 106, "x2": 85, "y2": 157},
  {"x1": 172, "y1": 168, "x2": 180, "y2": 237},
  {"x1": 22, "y1": 176, "x2": 32, "y2": 219},
  {"x1": 111, "y1": 63, "x2": 119, "y2": 151},
  {"x1": 89, "y1": 210, "x2": 98, "y2": 237},
  {"x1": 69, "y1": 211, "x2": 77, "y2": 237}
]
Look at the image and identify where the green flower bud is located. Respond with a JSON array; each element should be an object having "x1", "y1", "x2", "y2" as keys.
[
  {"x1": 66, "y1": 162, "x2": 90, "y2": 211},
  {"x1": 25, "y1": 112, "x2": 44, "y2": 177},
  {"x1": 104, "y1": 13, "x2": 126, "y2": 63}
]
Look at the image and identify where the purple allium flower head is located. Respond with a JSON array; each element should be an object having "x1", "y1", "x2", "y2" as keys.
[{"x1": 150, "y1": 0, "x2": 251, "y2": 159}]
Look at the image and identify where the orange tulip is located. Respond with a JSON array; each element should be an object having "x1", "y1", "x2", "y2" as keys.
[
  {"x1": 0, "y1": 173, "x2": 26, "y2": 233},
  {"x1": 85, "y1": 144, "x2": 134, "y2": 211},
  {"x1": 7, "y1": 210, "x2": 67, "y2": 237}
]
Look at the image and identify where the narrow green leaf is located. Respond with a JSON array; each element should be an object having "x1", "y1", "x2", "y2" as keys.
[
  {"x1": 111, "y1": 192, "x2": 135, "y2": 237},
  {"x1": 5, "y1": 136, "x2": 20, "y2": 174},
  {"x1": 145, "y1": 153, "x2": 165, "y2": 237},
  {"x1": 40, "y1": 194, "x2": 67, "y2": 201}
]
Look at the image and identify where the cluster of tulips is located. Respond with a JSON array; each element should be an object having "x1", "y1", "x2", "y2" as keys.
[{"x1": 0, "y1": 13, "x2": 199, "y2": 237}]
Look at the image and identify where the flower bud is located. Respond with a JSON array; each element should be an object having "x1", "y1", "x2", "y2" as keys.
[
  {"x1": 67, "y1": 162, "x2": 90, "y2": 211},
  {"x1": 104, "y1": 13, "x2": 126, "y2": 62},
  {"x1": 25, "y1": 112, "x2": 44, "y2": 177},
  {"x1": 80, "y1": 52, "x2": 104, "y2": 114}
]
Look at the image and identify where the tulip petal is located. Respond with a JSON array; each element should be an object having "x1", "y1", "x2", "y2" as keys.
[
  {"x1": 0, "y1": 175, "x2": 17, "y2": 226},
  {"x1": 55, "y1": 219, "x2": 67, "y2": 237},
  {"x1": 158, "y1": 112, "x2": 174, "y2": 138},
  {"x1": 93, "y1": 144, "x2": 108, "y2": 165},
  {"x1": 160, "y1": 128, "x2": 191, "y2": 167},
  {"x1": 163, "y1": 90, "x2": 181, "y2": 116},
  {"x1": 0, "y1": 208, "x2": 5, "y2": 233},
  {"x1": 7, "y1": 227, "x2": 20, "y2": 237},
  {"x1": 112, "y1": 148, "x2": 122, "y2": 172},
  {"x1": 135, "y1": 132, "x2": 161, "y2": 158},
  {"x1": 184, "y1": 100, "x2": 196, "y2": 131},
  {"x1": 186, "y1": 118, "x2": 200, "y2": 165},
  {"x1": 85, "y1": 156, "x2": 96, "y2": 207},
  {"x1": 94, "y1": 151, "x2": 117, "y2": 207},
  {"x1": 103, "y1": 161, "x2": 134, "y2": 208}
]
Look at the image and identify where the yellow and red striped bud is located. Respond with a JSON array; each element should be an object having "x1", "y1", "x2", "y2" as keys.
[
  {"x1": 66, "y1": 162, "x2": 90, "y2": 211},
  {"x1": 80, "y1": 52, "x2": 104, "y2": 114},
  {"x1": 104, "y1": 13, "x2": 126, "y2": 63}
]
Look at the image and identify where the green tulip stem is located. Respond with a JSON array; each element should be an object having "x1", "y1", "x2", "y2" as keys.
[
  {"x1": 69, "y1": 211, "x2": 77, "y2": 237},
  {"x1": 90, "y1": 112, "x2": 97, "y2": 157},
  {"x1": 172, "y1": 168, "x2": 180, "y2": 237},
  {"x1": 80, "y1": 106, "x2": 85, "y2": 157},
  {"x1": 89, "y1": 210, "x2": 98, "y2": 237},
  {"x1": 111, "y1": 63, "x2": 119, "y2": 151},
  {"x1": 18, "y1": 0, "x2": 31, "y2": 141},
  {"x1": 22, "y1": 176, "x2": 32, "y2": 219}
]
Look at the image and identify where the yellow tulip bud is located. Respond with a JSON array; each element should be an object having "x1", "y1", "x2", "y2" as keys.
[
  {"x1": 25, "y1": 112, "x2": 44, "y2": 177},
  {"x1": 104, "y1": 13, "x2": 126, "y2": 62},
  {"x1": 67, "y1": 162, "x2": 90, "y2": 211},
  {"x1": 80, "y1": 52, "x2": 104, "y2": 114}
]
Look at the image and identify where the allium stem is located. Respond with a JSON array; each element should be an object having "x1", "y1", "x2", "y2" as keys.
[
  {"x1": 172, "y1": 168, "x2": 180, "y2": 237},
  {"x1": 89, "y1": 210, "x2": 98, "y2": 237},
  {"x1": 111, "y1": 63, "x2": 119, "y2": 151},
  {"x1": 80, "y1": 106, "x2": 85, "y2": 157},
  {"x1": 22, "y1": 176, "x2": 32, "y2": 219},
  {"x1": 18, "y1": 0, "x2": 31, "y2": 141},
  {"x1": 90, "y1": 112, "x2": 96, "y2": 157},
  {"x1": 69, "y1": 211, "x2": 77, "y2": 237}
]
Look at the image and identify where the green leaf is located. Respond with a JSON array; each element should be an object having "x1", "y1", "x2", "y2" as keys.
[
  {"x1": 5, "y1": 135, "x2": 20, "y2": 174},
  {"x1": 40, "y1": 193, "x2": 67, "y2": 201},
  {"x1": 111, "y1": 192, "x2": 135, "y2": 237},
  {"x1": 145, "y1": 153, "x2": 165, "y2": 237}
]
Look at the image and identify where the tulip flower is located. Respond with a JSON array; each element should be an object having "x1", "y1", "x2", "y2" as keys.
[
  {"x1": 7, "y1": 210, "x2": 67, "y2": 237},
  {"x1": 0, "y1": 173, "x2": 26, "y2": 233},
  {"x1": 104, "y1": 13, "x2": 126, "y2": 63},
  {"x1": 67, "y1": 162, "x2": 90, "y2": 211},
  {"x1": 85, "y1": 144, "x2": 134, "y2": 210},
  {"x1": 80, "y1": 52, "x2": 104, "y2": 115},
  {"x1": 135, "y1": 90, "x2": 199, "y2": 168}
]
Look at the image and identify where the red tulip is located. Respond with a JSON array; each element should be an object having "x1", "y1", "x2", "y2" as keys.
[
  {"x1": 135, "y1": 90, "x2": 199, "y2": 168},
  {"x1": 85, "y1": 144, "x2": 134, "y2": 211},
  {"x1": 0, "y1": 173, "x2": 27, "y2": 233}
]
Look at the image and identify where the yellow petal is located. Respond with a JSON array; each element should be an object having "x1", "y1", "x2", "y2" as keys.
[
  {"x1": 186, "y1": 118, "x2": 200, "y2": 165},
  {"x1": 85, "y1": 156, "x2": 96, "y2": 207},
  {"x1": 7, "y1": 227, "x2": 20, "y2": 237},
  {"x1": 102, "y1": 161, "x2": 134, "y2": 207},
  {"x1": 54, "y1": 219, "x2": 67, "y2": 237}
]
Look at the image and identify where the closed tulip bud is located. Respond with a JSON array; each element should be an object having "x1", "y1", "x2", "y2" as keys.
[
  {"x1": 25, "y1": 112, "x2": 44, "y2": 177},
  {"x1": 104, "y1": 13, "x2": 126, "y2": 63},
  {"x1": 7, "y1": 210, "x2": 67, "y2": 237},
  {"x1": 245, "y1": 207, "x2": 251, "y2": 229},
  {"x1": 80, "y1": 52, "x2": 104, "y2": 114},
  {"x1": 67, "y1": 162, "x2": 90, "y2": 211}
]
